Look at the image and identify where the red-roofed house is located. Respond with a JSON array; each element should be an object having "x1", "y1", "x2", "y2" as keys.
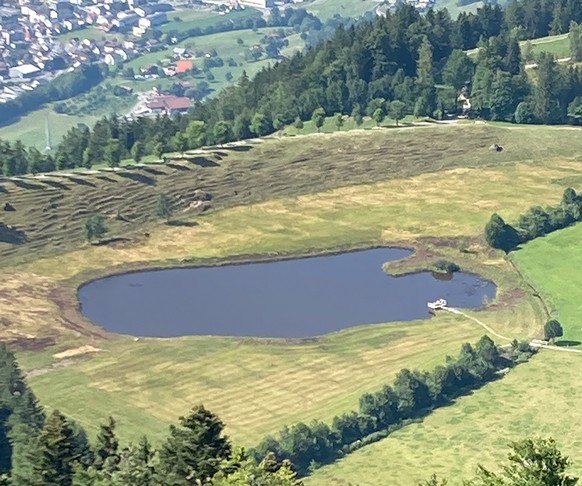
[
  {"x1": 175, "y1": 59, "x2": 193, "y2": 74},
  {"x1": 146, "y1": 94, "x2": 191, "y2": 115}
]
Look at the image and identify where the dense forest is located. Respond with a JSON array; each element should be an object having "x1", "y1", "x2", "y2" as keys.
[
  {"x1": 2, "y1": 0, "x2": 582, "y2": 174},
  {"x1": 0, "y1": 338, "x2": 534, "y2": 484}
]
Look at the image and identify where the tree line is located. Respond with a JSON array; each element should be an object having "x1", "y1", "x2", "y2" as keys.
[
  {"x1": 250, "y1": 336, "x2": 535, "y2": 476},
  {"x1": 485, "y1": 187, "x2": 582, "y2": 252},
  {"x1": 0, "y1": 338, "x2": 535, "y2": 485},
  {"x1": 3, "y1": 0, "x2": 582, "y2": 175},
  {"x1": 0, "y1": 64, "x2": 105, "y2": 127},
  {"x1": 163, "y1": 6, "x2": 323, "y2": 47},
  {"x1": 0, "y1": 337, "x2": 578, "y2": 486}
]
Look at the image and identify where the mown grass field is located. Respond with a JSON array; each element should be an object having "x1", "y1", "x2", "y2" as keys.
[
  {"x1": 527, "y1": 33, "x2": 570, "y2": 58},
  {"x1": 466, "y1": 32, "x2": 571, "y2": 59},
  {"x1": 0, "y1": 122, "x2": 581, "y2": 478},
  {"x1": 306, "y1": 350, "x2": 582, "y2": 485},
  {"x1": 28, "y1": 317, "x2": 488, "y2": 445},
  {"x1": 159, "y1": 8, "x2": 262, "y2": 35},
  {"x1": 0, "y1": 107, "x2": 100, "y2": 149},
  {"x1": 305, "y1": 0, "x2": 380, "y2": 20},
  {"x1": 512, "y1": 223, "x2": 582, "y2": 343},
  {"x1": 2, "y1": 123, "x2": 580, "y2": 266}
]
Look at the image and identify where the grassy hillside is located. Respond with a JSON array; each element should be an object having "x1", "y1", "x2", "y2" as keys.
[
  {"x1": 467, "y1": 32, "x2": 571, "y2": 59},
  {"x1": 527, "y1": 32, "x2": 570, "y2": 58},
  {"x1": 1, "y1": 122, "x2": 580, "y2": 450},
  {"x1": 512, "y1": 223, "x2": 582, "y2": 343},
  {"x1": 305, "y1": 0, "x2": 379, "y2": 20},
  {"x1": 306, "y1": 350, "x2": 582, "y2": 485},
  {"x1": 0, "y1": 108, "x2": 100, "y2": 150},
  {"x1": 2, "y1": 123, "x2": 580, "y2": 266},
  {"x1": 160, "y1": 8, "x2": 262, "y2": 35}
]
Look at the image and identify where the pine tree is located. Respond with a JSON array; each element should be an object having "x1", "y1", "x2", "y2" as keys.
[
  {"x1": 156, "y1": 193, "x2": 173, "y2": 223},
  {"x1": 416, "y1": 36, "x2": 435, "y2": 88},
  {"x1": 93, "y1": 417, "x2": 119, "y2": 473},
  {"x1": 157, "y1": 405, "x2": 231, "y2": 485},
  {"x1": 0, "y1": 345, "x2": 44, "y2": 479},
  {"x1": 109, "y1": 437, "x2": 158, "y2": 486},
  {"x1": 31, "y1": 410, "x2": 87, "y2": 486},
  {"x1": 570, "y1": 21, "x2": 582, "y2": 62}
]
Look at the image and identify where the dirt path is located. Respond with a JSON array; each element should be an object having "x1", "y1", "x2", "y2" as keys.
[
  {"x1": 443, "y1": 307, "x2": 582, "y2": 355},
  {"x1": 442, "y1": 307, "x2": 512, "y2": 341},
  {"x1": 530, "y1": 343, "x2": 582, "y2": 354}
]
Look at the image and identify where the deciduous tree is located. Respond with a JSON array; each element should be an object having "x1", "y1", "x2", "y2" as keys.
[
  {"x1": 484, "y1": 213, "x2": 520, "y2": 252},
  {"x1": 334, "y1": 112, "x2": 344, "y2": 131},
  {"x1": 389, "y1": 100, "x2": 406, "y2": 126},
  {"x1": 544, "y1": 319, "x2": 564, "y2": 342},
  {"x1": 130, "y1": 142, "x2": 144, "y2": 163},
  {"x1": 467, "y1": 438, "x2": 578, "y2": 486},
  {"x1": 372, "y1": 107, "x2": 385, "y2": 127},
  {"x1": 250, "y1": 113, "x2": 271, "y2": 137},
  {"x1": 84, "y1": 215, "x2": 107, "y2": 244},
  {"x1": 311, "y1": 107, "x2": 326, "y2": 133}
]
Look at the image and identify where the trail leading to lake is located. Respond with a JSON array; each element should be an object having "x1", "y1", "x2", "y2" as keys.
[
  {"x1": 443, "y1": 307, "x2": 511, "y2": 341},
  {"x1": 444, "y1": 307, "x2": 582, "y2": 354}
]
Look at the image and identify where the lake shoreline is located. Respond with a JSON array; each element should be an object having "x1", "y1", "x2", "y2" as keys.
[{"x1": 70, "y1": 242, "x2": 495, "y2": 340}]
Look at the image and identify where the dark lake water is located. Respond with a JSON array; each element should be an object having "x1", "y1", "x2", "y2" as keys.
[{"x1": 78, "y1": 248, "x2": 496, "y2": 338}]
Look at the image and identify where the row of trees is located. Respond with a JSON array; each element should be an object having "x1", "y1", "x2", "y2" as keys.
[
  {"x1": 0, "y1": 64, "x2": 105, "y2": 127},
  {"x1": 1, "y1": 344, "x2": 576, "y2": 486},
  {"x1": 162, "y1": 6, "x2": 322, "y2": 49},
  {"x1": 4, "y1": 0, "x2": 582, "y2": 174},
  {"x1": 250, "y1": 337, "x2": 535, "y2": 475},
  {"x1": 485, "y1": 187, "x2": 582, "y2": 252}
]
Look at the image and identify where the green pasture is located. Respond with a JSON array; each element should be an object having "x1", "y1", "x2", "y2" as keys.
[
  {"x1": 160, "y1": 8, "x2": 262, "y2": 34},
  {"x1": 305, "y1": 0, "x2": 379, "y2": 20},
  {"x1": 512, "y1": 223, "x2": 582, "y2": 343},
  {"x1": 527, "y1": 33, "x2": 571, "y2": 58},
  {"x1": 307, "y1": 350, "x2": 582, "y2": 485},
  {"x1": 0, "y1": 107, "x2": 100, "y2": 149},
  {"x1": 0, "y1": 122, "x2": 580, "y2": 479},
  {"x1": 56, "y1": 27, "x2": 124, "y2": 42},
  {"x1": 467, "y1": 32, "x2": 572, "y2": 59}
]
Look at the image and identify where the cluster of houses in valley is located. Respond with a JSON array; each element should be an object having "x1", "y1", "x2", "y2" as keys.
[
  {"x1": 0, "y1": 0, "x2": 177, "y2": 103},
  {"x1": 377, "y1": 0, "x2": 435, "y2": 15}
]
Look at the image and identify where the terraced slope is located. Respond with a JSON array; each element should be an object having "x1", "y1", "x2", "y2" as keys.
[{"x1": 1, "y1": 123, "x2": 578, "y2": 266}]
